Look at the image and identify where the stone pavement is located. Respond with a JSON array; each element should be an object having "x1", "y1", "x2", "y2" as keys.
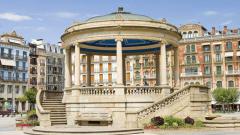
[{"x1": 144, "y1": 128, "x2": 240, "y2": 135}]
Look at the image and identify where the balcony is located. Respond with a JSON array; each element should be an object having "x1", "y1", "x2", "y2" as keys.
[
  {"x1": 134, "y1": 64, "x2": 141, "y2": 69},
  {"x1": 0, "y1": 53, "x2": 14, "y2": 60},
  {"x1": 0, "y1": 76, "x2": 28, "y2": 83},
  {"x1": 17, "y1": 66, "x2": 28, "y2": 71},
  {"x1": 226, "y1": 70, "x2": 240, "y2": 75},
  {"x1": 16, "y1": 55, "x2": 28, "y2": 61},
  {"x1": 180, "y1": 72, "x2": 202, "y2": 77},
  {"x1": 215, "y1": 71, "x2": 224, "y2": 76}
]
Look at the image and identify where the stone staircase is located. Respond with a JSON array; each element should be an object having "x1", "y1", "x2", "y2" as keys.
[
  {"x1": 36, "y1": 90, "x2": 67, "y2": 126},
  {"x1": 137, "y1": 85, "x2": 210, "y2": 125},
  {"x1": 41, "y1": 95, "x2": 67, "y2": 125}
]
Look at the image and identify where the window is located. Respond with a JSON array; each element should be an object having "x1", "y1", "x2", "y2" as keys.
[
  {"x1": 228, "y1": 65, "x2": 233, "y2": 72},
  {"x1": 203, "y1": 45, "x2": 211, "y2": 52},
  {"x1": 23, "y1": 51, "x2": 27, "y2": 58},
  {"x1": 215, "y1": 44, "x2": 221, "y2": 51},
  {"x1": 7, "y1": 85, "x2": 12, "y2": 93},
  {"x1": 185, "y1": 67, "x2": 198, "y2": 74},
  {"x1": 204, "y1": 55, "x2": 211, "y2": 63},
  {"x1": 215, "y1": 54, "x2": 221, "y2": 62},
  {"x1": 186, "y1": 56, "x2": 191, "y2": 64},
  {"x1": 192, "y1": 56, "x2": 196, "y2": 63},
  {"x1": 226, "y1": 41, "x2": 232, "y2": 51},
  {"x1": 216, "y1": 66, "x2": 222, "y2": 75},
  {"x1": 22, "y1": 86, "x2": 26, "y2": 94},
  {"x1": 225, "y1": 56, "x2": 233, "y2": 62},
  {"x1": 206, "y1": 81, "x2": 211, "y2": 88},
  {"x1": 204, "y1": 66, "x2": 211, "y2": 75},
  {"x1": 186, "y1": 45, "x2": 191, "y2": 53},
  {"x1": 16, "y1": 61, "x2": 19, "y2": 68},
  {"x1": 15, "y1": 86, "x2": 19, "y2": 94},
  {"x1": 191, "y1": 45, "x2": 195, "y2": 52},
  {"x1": 0, "y1": 85, "x2": 4, "y2": 93},
  {"x1": 188, "y1": 31, "x2": 193, "y2": 38},
  {"x1": 238, "y1": 41, "x2": 240, "y2": 49},
  {"x1": 193, "y1": 31, "x2": 198, "y2": 37},
  {"x1": 216, "y1": 81, "x2": 222, "y2": 88},
  {"x1": 228, "y1": 81, "x2": 234, "y2": 87},
  {"x1": 16, "y1": 50, "x2": 19, "y2": 56}
]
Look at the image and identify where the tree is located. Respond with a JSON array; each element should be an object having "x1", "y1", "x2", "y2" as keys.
[
  {"x1": 23, "y1": 88, "x2": 37, "y2": 110},
  {"x1": 212, "y1": 88, "x2": 239, "y2": 112}
]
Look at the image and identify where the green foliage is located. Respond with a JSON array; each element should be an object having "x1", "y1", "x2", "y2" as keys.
[
  {"x1": 27, "y1": 109, "x2": 38, "y2": 120},
  {"x1": 212, "y1": 88, "x2": 239, "y2": 104},
  {"x1": 16, "y1": 96, "x2": 27, "y2": 102},
  {"x1": 164, "y1": 116, "x2": 184, "y2": 127},
  {"x1": 148, "y1": 116, "x2": 205, "y2": 129},
  {"x1": 24, "y1": 88, "x2": 37, "y2": 104},
  {"x1": 194, "y1": 120, "x2": 205, "y2": 128}
]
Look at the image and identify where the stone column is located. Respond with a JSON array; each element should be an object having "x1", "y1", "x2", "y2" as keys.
[
  {"x1": 72, "y1": 44, "x2": 80, "y2": 97},
  {"x1": 174, "y1": 47, "x2": 180, "y2": 88},
  {"x1": 116, "y1": 38, "x2": 123, "y2": 86},
  {"x1": 160, "y1": 43, "x2": 167, "y2": 86},
  {"x1": 87, "y1": 54, "x2": 91, "y2": 86},
  {"x1": 74, "y1": 45, "x2": 80, "y2": 86},
  {"x1": 122, "y1": 55, "x2": 126, "y2": 86},
  {"x1": 64, "y1": 48, "x2": 72, "y2": 88},
  {"x1": 115, "y1": 37, "x2": 125, "y2": 96},
  {"x1": 155, "y1": 53, "x2": 160, "y2": 86},
  {"x1": 160, "y1": 42, "x2": 170, "y2": 96}
]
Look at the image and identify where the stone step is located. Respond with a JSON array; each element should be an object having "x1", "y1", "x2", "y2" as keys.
[
  {"x1": 24, "y1": 127, "x2": 144, "y2": 135},
  {"x1": 50, "y1": 116, "x2": 67, "y2": 119},
  {"x1": 42, "y1": 100, "x2": 64, "y2": 103},
  {"x1": 42, "y1": 105, "x2": 65, "y2": 108},
  {"x1": 41, "y1": 103, "x2": 65, "y2": 105}
]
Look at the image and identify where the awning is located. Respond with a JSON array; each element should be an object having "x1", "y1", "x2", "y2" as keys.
[
  {"x1": 225, "y1": 52, "x2": 233, "y2": 57},
  {"x1": 237, "y1": 51, "x2": 240, "y2": 56},
  {"x1": 0, "y1": 59, "x2": 16, "y2": 66}
]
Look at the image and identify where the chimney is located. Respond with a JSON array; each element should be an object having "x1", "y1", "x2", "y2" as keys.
[
  {"x1": 223, "y1": 26, "x2": 228, "y2": 35},
  {"x1": 211, "y1": 27, "x2": 216, "y2": 35}
]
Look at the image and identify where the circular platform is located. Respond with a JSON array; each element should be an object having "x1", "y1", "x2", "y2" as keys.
[{"x1": 24, "y1": 126, "x2": 144, "y2": 135}]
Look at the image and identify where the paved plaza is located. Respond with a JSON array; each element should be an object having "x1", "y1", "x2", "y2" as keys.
[{"x1": 1, "y1": 117, "x2": 240, "y2": 135}]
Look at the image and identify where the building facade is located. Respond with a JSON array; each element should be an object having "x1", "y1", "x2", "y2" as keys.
[
  {"x1": 29, "y1": 39, "x2": 64, "y2": 91},
  {"x1": 179, "y1": 24, "x2": 240, "y2": 91},
  {"x1": 0, "y1": 31, "x2": 29, "y2": 112}
]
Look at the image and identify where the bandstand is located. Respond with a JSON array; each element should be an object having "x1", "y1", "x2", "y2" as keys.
[
  {"x1": 61, "y1": 7, "x2": 180, "y2": 127},
  {"x1": 30, "y1": 8, "x2": 211, "y2": 135}
]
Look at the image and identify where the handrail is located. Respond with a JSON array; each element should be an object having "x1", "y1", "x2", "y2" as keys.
[
  {"x1": 137, "y1": 85, "x2": 207, "y2": 119},
  {"x1": 36, "y1": 89, "x2": 50, "y2": 114},
  {"x1": 64, "y1": 86, "x2": 165, "y2": 91},
  {"x1": 64, "y1": 86, "x2": 164, "y2": 95}
]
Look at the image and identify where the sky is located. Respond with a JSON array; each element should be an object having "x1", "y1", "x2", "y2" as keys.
[{"x1": 0, "y1": 0, "x2": 239, "y2": 43}]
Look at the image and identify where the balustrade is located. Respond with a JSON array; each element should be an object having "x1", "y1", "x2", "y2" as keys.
[
  {"x1": 65, "y1": 86, "x2": 163, "y2": 96},
  {"x1": 137, "y1": 86, "x2": 191, "y2": 119}
]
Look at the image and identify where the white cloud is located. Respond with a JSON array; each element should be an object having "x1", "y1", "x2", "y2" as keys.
[
  {"x1": 203, "y1": 10, "x2": 218, "y2": 16},
  {"x1": 221, "y1": 20, "x2": 233, "y2": 25},
  {"x1": 36, "y1": 26, "x2": 47, "y2": 31},
  {"x1": 55, "y1": 11, "x2": 78, "y2": 18},
  {"x1": 0, "y1": 12, "x2": 32, "y2": 21}
]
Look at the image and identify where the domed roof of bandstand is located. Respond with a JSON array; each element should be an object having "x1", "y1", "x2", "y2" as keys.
[
  {"x1": 61, "y1": 7, "x2": 181, "y2": 55},
  {"x1": 86, "y1": 7, "x2": 154, "y2": 23}
]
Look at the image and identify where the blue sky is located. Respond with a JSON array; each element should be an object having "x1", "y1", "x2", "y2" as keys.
[{"x1": 0, "y1": 0, "x2": 239, "y2": 43}]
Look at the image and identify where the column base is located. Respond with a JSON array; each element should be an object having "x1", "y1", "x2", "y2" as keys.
[
  {"x1": 115, "y1": 84, "x2": 125, "y2": 95},
  {"x1": 160, "y1": 85, "x2": 171, "y2": 97}
]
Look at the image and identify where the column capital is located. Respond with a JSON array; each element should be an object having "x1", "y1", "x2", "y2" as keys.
[
  {"x1": 115, "y1": 37, "x2": 123, "y2": 42},
  {"x1": 160, "y1": 39, "x2": 168, "y2": 45}
]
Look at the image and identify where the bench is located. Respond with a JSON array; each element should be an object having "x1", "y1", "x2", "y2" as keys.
[{"x1": 75, "y1": 112, "x2": 112, "y2": 126}]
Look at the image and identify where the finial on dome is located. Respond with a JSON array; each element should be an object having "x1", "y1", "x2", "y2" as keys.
[
  {"x1": 160, "y1": 18, "x2": 167, "y2": 23},
  {"x1": 118, "y1": 7, "x2": 124, "y2": 12}
]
